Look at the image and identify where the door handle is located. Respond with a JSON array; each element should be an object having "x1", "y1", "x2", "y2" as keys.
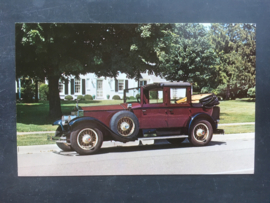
[{"x1": 142, "y1": 110, "x2": 147, "y2": 115}]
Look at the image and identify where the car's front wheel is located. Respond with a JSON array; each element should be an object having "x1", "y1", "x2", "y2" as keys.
[
  {"x1": 189, "y1": 119, "x2": 213, "y2": 146},
  {"x1": 70, "y1": 123, "x2": 103, "y2": 155},
  {"x1": 55, "y1": 126, "x2": 74, "y2": 151}
]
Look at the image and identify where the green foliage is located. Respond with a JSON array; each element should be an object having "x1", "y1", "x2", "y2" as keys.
[
  {"x1": 65, "y1": 95, "x2": 73, "y2": 101},
  {"x1": 157, "y1": 23, "x2": 218, "y2": 90},
  {"x1": 247, "y1": 87, "x2": 256, "y2": 98},
  {"x1": 20, "y1": 80, "x2": 35, "y2": 102},
  {"x1": 39, "y1": 83, "x2": 49, "y2": 101},
  {"x1": 112, "y1": 95, "x2": 121, "y2": 100},
  {"x1": 84, "y1": 95, "x2": 93, "y2": 101},
  {"x1": 209, "y1": 23, "x2": 256, "y2": 97},
  {"x1": 136, "y1": 94, "x2": 140, "y2": 99},
  {"x1": 107, "y1": 95, "x2": 110, "y2": 99},
  {"x1": 129, "y1": 96, "x2": 135, "y2": 99},
  {"x1": 150, "y1": 91, "x2": 158, "y2": 99},
  {"x1": 77, "y1": 95, "x2": 85, "y2": 101}
]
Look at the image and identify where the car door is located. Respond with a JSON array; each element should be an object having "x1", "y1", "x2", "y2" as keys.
[
  {"x1": 139, "y1": 87, "x2": 168, "y2": 129},
  {"x1": 167, "y1": 87, "x2": 191, "y2": 128}
]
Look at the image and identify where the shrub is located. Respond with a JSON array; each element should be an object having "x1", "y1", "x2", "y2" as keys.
[
  {"x1": 39, "y1": 83, "x2": 49, "y2": 101},
  {"x1": 77, "y1": 95, "x2": 85, "y2": 101},
  {"x1": 112, "y1": 95, "x2": 121, "y2": 100},
  {"x1": 129, "y1": 96, "x2": 135, "y2": 100},
  {"x1": 247, "y1": 87, "x2": 256, "y2": 98},
  {"x1": 107, "y1": 95, "x2": 110, "y2": 99},
  {"x1": 150, "y1": 91, "x2": 158, "y2": 99},
  {"x1": 65, "y1": 95, "x2": 73, "y2": 101},
  {"x1": 84, "y1": 95, "x2": 93, "y2": 101},
  {"x1": 136, "y1": 94, "x2": 140, "y2": 99}
]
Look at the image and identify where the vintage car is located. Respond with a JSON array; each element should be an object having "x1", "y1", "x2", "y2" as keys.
[{"x1": 53, "y1": 82, "x2": 224, "y2": 155}]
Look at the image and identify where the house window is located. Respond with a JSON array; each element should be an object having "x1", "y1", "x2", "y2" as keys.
[
  {"x1": 58, "y1": 81, "x2": 63, "y2": 93},
  {"x1": 75, "y1": 79, "x2": 81, "y2": 93},
  {"x1": 118, "y1": 80, "x2": 124, "y2": 91},
  {"x1": 140, "y1": 80, "x2": 147, "y2": 87}
]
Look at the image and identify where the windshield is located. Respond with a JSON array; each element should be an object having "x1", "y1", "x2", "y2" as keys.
[{"x1": 123, "y1": 87, "x2": 140, "y2": 103}]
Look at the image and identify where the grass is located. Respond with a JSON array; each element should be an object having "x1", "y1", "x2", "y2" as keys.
[
  {"x1": 17, "y1": 133, "x2": 56, "y2": 146},
  {"x1": 218, "y1": 98, "x2": 255, "y2": 124},
  {"x1": 17, "y1": 100, "x2": 122, "y2": 132},
  {"x1": 221, "y1": 125, "x2": 255, "y2": 134}
]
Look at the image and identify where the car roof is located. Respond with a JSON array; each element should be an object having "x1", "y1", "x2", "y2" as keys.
[{"x1": 143, "y1": 82, "x2": 191, "y2": 90}]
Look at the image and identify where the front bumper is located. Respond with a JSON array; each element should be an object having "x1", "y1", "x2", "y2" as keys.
[{"x1": 213, "y1": 129, "x2": 225, "y2": 135}]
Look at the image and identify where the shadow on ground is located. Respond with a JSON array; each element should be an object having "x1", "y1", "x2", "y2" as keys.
[{"x1": 54, "y1": 140, "x2": 226, "y2": 156}]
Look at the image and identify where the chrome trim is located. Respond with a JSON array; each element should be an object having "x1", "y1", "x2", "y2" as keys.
[{"x1": 139, "y1": 135, "x2": 188, "y2": 141}]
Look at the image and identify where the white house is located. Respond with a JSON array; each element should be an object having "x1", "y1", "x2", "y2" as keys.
[{"x1": 54, "y1": 72, "x2": 167, "y2": 100}]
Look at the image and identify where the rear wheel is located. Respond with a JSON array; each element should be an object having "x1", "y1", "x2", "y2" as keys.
[
  {"x1": 189, "y1": 119, "x2": 213, "y2": 146},
  {"x1": 70, "y1": 123, "x2": 103, "y2": 155}
]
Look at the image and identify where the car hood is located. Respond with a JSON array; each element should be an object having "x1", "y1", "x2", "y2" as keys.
[
  {"x1": 81, "y1": 104, "x2": 127, "y2": 111},
  {"x1": 81, "y1": 103, "x2": 141, "y2": 111}
]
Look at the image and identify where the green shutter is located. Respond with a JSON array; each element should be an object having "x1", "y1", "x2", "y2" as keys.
[
  {"x1": 71, "y1": 79, "x2": 74, "y2": 95},
  {"x1": 125, "y1": 80, "x2": 129, "y2": 93},
  {"x1": 65, "y1": 79, "x2": 69, "y2": 94},
  {"x1": 115, "y1": 79, "x2": 118, "y2": 92},
  {"x1": 82, "y1": 79, "x2": 85, "y2": 95}
]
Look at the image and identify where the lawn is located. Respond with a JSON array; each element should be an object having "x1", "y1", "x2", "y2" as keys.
[
  {"x1": 17, "y1": 100, "x2": 122, "y2": 132},
  {"x1": 218, "y1": 98, "x2": 255, "y2": 124},
  {"x1": 17, "y1": 133, "x2": 56, "y2": 146}
]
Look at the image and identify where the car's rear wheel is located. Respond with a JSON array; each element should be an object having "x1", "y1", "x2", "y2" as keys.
[
  {"x1": 189, "y1": 119, "x2": 213, "y2": 146},
  {"x1": 110, "y1": 111, "x2": 139, "y2": 141},
  {"x1": 70, "y1": 123, "x2": 103, "y2": 155},
  {"x1": 55, "y1": 126, "x2": 74, "y2": 151}
]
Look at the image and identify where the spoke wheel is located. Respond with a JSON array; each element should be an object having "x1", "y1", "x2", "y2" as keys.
[
  {"x1": 70, "y1": 124, "x2": 103, "y2": 155},
  {"x1": 117, "y1": 117, "x2": 135, "y2": 137},
  {"x1": 110, "y1": 111, "x2": 140, "y2": 141},
  {"x1": 77, "y1": 128, "x2": 98, "y2": 150},
  {"x1": 193, "y1": 123, "x2": 209, "y2": 142},
  {"x1": 189, "y1": 119, "x2": 213, "y2": 146}
]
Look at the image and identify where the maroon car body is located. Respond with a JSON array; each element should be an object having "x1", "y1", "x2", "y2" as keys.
[{"x1": 53, "y1": 82, "x2": 223, "y2": 155}]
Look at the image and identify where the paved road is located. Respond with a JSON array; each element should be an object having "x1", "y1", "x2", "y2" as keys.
[{"x1": 17, "y1": 133, "x2": 254, "y2": 176}]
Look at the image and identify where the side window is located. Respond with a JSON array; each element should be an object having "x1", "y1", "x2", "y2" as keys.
[
  {"x1": 170, "y1": 88, "x2": 187, "y2": 104},
  {"x1": 149, "y1": 88, "x2": 163, "y2": 104}
]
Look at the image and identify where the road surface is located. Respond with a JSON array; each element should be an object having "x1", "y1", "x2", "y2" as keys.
[{"x1": 17, "y1": 133, "x2": 255, "y2": 176}]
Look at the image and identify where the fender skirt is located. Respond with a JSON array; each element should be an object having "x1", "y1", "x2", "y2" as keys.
[{"x1": 188, "y1": 113, "x2": 217, "y2": 135}]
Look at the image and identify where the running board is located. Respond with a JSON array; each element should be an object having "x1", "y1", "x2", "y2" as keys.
[{"x1": 138, "y1": 135, "x2": 188, "y2": 141}]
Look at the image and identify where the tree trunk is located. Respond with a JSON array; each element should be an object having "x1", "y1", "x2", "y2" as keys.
[
  {"x1": 48, "y1": 76, "x2": 62, "y2": 118},
  {"x1": 34, "y1": 80, "x2": 39, "y2": 103},
  {"x1": 225, "y1": 84, "x2": 230, "y2": 100}
]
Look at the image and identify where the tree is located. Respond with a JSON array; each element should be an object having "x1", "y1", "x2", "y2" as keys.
[
  {"x1": 156, "y1": 23, "x2": 218, "y2": 91},
  {"x1": 16, "y1": 23, "x2": 171, "y2": 118},
  {"x1": 209, "y1": 23, "x2": 256, "y2": 99}
]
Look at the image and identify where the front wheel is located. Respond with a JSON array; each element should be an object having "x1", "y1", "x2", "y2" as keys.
[
  {"x1": 189, "y1": 119, "x2": 213, "y2": 146},
  {"x1": 55, "y1": 126, "x2": 74, "y2": 151},
  {"x1": 70, "y1": 123, "x2": 103, "y2": 155}
]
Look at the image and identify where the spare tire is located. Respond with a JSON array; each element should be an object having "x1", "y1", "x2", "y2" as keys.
[{"x1": 110, "y1": 111, "x2": 140, "y2": 141}]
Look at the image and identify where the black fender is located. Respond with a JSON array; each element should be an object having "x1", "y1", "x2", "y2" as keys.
[
  {"x1": 68, "y1": 116, "x2": 131, "y2": 143},
  {"x1": 188, "y1": 113, "x2": 217, "y2": 135}
]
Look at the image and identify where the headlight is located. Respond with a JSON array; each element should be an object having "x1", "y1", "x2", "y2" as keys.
[{"x1": 61, "y1": 115, "x2": 77, "y2": 125}]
